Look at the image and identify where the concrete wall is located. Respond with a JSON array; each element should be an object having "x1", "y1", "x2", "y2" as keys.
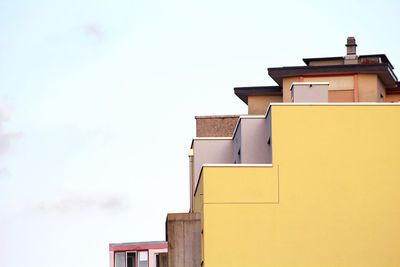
[
  {"x1": 195, "y1": 104, "x2": 400, "y2": 267},
  {"x1": 166, "y1": 213, "x2": 201, "y2": 267},
  {"x1": 240, "y1": 117, "x2": 271, "y2": 164},
  {"x1": 291, "y1": 83, "x2": 329, "y2": 102},
  {"x1": 265, "y1": 109, "x2": 272, "y2": 163},
  {"x1": 233, "y1": 116, "x2": 271, "y2": 164},
  {"x1": 158, "y1": 253, "x2": 168, "y2": 267},
  {"x1": 195, "y1": 116, "x2": 239, "y2": 137},
  {"x1": 248, "y1": 95, "x2": 282, "y2": 115},
  {"x1": 233, "y1": 122, "x2": 241, "y2": 164}
]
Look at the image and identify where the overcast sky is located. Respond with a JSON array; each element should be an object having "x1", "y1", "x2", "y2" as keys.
[{"x1": 1, "y1": 0, "x2": 399, "y2": 266}]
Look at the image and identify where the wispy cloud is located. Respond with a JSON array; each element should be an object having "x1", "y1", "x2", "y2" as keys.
[
  {"x1": 27, "y1": 192, "x2": 131, "y2": 214},
  {"x1": 0, "y1": 168, "x2": 9, "y2": 179},
  {"x1": 0, "y1": 103, "x2": 22, "y2": 157},
  {"x1": 84, "y1": 23, "x2": 104, "y2": 41}
]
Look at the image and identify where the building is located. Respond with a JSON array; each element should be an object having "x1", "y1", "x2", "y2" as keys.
[
  {"x1": 167, "y1": 37, "x2": 400, "y2": 267},
  {"x1": 109, "y1": 241, "x2": 167, "y2": 267},
  {"x1": 111, "y1": 37, "x2": 400, "y2": 267}
]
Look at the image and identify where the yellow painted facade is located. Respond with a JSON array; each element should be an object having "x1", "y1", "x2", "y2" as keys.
[{"x1": 194, "y1": 104, "x2": 400, "y2": 267}]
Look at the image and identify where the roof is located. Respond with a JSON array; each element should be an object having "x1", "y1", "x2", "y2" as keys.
[
  {"x1": 109, "y1": 241, "x2": 167, "y2": 247},
  {"x1": 302, "y1": 56, "x2": 343, "y2": 65},
  {"x1": 234, "y1": 86, "x2": 282, "y2": 104},
  {"x1": 268, "y1": 63, "x2": 398, "y2": 88},
  {"x1": 195, "y1": 115, "x2": 240, "y2": 119},
  {"x1": 303, "y1": 54, "x2": 394, "y2": 69},
  {"x1": 109, "y1": 241, "x2": 168, "y2": 252}
]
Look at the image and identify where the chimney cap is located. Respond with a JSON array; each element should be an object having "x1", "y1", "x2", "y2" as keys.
[{"x1": 346, "y1": 36, "x2": 357, "y2": 47}]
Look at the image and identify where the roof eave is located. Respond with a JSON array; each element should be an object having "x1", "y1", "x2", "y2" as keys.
[
  {"x1": 268, "y1": 63, "x2": 397, "y2": 88},
  {"x1": 234, "y1": 86, "x2": 282, "y2": 104}
]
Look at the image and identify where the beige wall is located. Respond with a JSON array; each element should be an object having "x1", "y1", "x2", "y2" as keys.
[
  {"x1": 328, "y1": 90, "x2": 354, "y2": 102},
  {"x1": 304, "y1": 76, "x2": 355, "y2": 102},
  {"x1": 304, "y1": 76, "x2": 354, "y2": 91},
  {"x1": 377, "y1": 77, "x2": 386, "y2": 102},
  {"x1": 308, "y1": 59, "x2": 344, "y2": 66},
  {"x1": 358, "y1": 74, "x2": 379, "y2": 102},
  {"x1": 283, "y1": 74, "x2": 391, "y2": 104},
  {"x1": 248, "y1": 95, "x2": 282, "y2": 115},
  {"x1": 283, "y1": 77, "x2": 301, "y2": 102}
]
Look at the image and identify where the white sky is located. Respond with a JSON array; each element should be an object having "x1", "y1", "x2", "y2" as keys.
[{"x1": 0, "y1": 0, "x2": 399, "y2": 266}]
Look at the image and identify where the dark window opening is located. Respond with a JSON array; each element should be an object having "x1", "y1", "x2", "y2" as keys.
[{"x1": 127, "y1": 252, "x2": 136, "y2": 267}]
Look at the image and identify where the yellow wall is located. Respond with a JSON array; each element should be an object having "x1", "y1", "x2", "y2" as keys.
[
  {"x1": 195, "y1": 104, "x2": 400, "y2": 267},
  {"x1": 248, "y1": 95, "x2": 283, "y2": 115}
]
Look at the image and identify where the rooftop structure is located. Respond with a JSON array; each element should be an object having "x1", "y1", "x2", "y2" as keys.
[{"x1": 234, "y1": 37, "x2": 400, "y2": 115}]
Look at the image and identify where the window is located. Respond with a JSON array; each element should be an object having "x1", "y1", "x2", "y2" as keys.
[
  {"x1": 115, "y1": 252, "x2": 125, "y2": 267},
  {"x1": 115, "y1": 251, "x2": 146, "y2": 267},
  {"x1": 138, "y1": 251, "x2": 148, "y2": 267},
  {"x1": 127, "y1": 252, "x2": 136, "y2": 267},
  {"x1": 156, "y1": 254, "x2": 160, "y2": 267}
]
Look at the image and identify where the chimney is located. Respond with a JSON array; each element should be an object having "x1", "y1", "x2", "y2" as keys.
[
  {"x1": 346, "y1": 37, "x2": 357, "y2": 55},
  {"x1": 344, "y1": 36, "x2": 358, "y2": 64}
]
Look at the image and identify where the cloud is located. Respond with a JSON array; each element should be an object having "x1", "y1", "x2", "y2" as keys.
[
  {"x1": 0, "y1": 103, "x2": 22, "y2": 157},
  {"x1": 0, "y1": 168, "x2": 9, "y2": 179},
  {"x1": 27, "y1": 192, "x2": 131, "y2": 214},
  {"x1": 84, "y1": 23, "x2": 104, "y2": 41},
  {"x1": 0, "y1": 168, "x2": 9, "y2": 175}
]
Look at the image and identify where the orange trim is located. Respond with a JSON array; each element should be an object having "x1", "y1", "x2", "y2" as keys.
[
  {"x1": 299, "y1": 76, "x2": 304, "y2": 82},
  {"x1": 303, "y1": 74, "x2": 355, "y2": 78},
  {"x1": 354, "y1": 74, "x2": 359, "y2": 102}
]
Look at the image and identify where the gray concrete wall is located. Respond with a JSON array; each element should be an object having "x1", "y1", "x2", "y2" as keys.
[
  {"x1": 233, "y1": 122, "x2": 242, "y2": 163},
  {"x1": 241, "y1": 117, "x2": 271, "y2": 164},
  {"x1": 192, "y1": 139, "x2": 234, "y2": 187},
  {"x1": 266, "y1": 110, "x2": 272, "y2": 163},
  {"x1": 291, "y1": 83, "x2": 329, "y2": 102},
  {"x1": 159, "y1": 253, "x2": 168, "y2": 267},
  {"x1": 166, "y1": 213, "x2": 201, "y2": 267}
]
